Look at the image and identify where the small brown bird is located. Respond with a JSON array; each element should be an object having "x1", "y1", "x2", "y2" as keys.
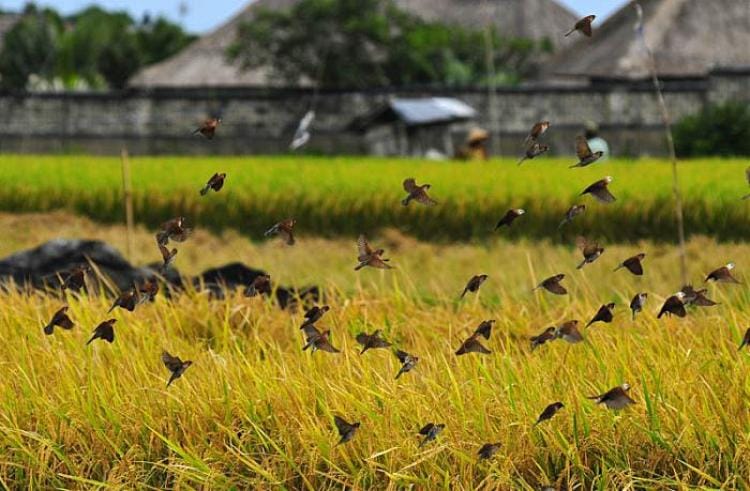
[
  {"x1": 477, "y1": 442, "x2": 502, "y2": 460},
  {"x1": 581, "y1": 177, "x2": 616, "y2": 204},
  {"x1": 588, "y1": 383, "x2": 636, "y2": 410},
  {"x1": 193, "y1": 117, "x2": 221, "y2": 139},
  {"x1": 301, "y1": 325, "x2": 340, "y2": 353},
  {"x1": 495, "y1": 209, "x2": 526, "y2": 229},
  {"x1": 569, "y1": 135, "x2": 604, "y2": 168},
  {"x1": 576, "y1": 237, "x2": 604, "y2": 269},
  {"x1": 402, "y1": 178, "x2": 437, "y2": 206},
  {"x1": 44, "y1": 305, "x2": 74, "y2": 335},
  {"x1": 394, "y1": 349, "x2": 419, "y2": 379},
  {"x1": 473, "y1": 319, "x2": 495, "y2": 339},
  {"x1": 61, "y1": 265, "x2": 91, "y2": 292},
  {"x1": 558, "y1": 204, "x2": 586, "y2": 229},
  {"x1": 614, "y1": 253, "x2": 646, "y2": 276},
  {"x1": 265, "y1": 218, "x2": 296, "y2": 246},
  {"x1": 586, "y1": 303, "x2": 615, "y2": 328},
  {"x1": 156, "y1": 217, "x2": 192, "y2": 246},
  {"x1": 535, "y1": 402, "x2": 564, "y2": 425},
  {"x1": 657, "y1": 291, "x2": 687, "y2": 319},
  {"x1": 534, "y1": 274, "x2": 567, "y2": 295},
  {"x1": 300, "y1": 305, "x2": 330, "y2": 330},
  {"x1": 418, "y1": 423, "x2": 445, "y2": 448},
  {"x1": 705, "y1": 263, "x2": 740, "y2": 283},
  {"x1": 355, "y1": 235, "x2": 392, "y2": 271},
  {"x1": 630, "y1": 292, "x2": 648, "y2": 320},
  {"x1": 738, "y1": 328, "x2": 750, "y2": 350},
  {"x1": 680, "y1": 285, "x2": 718, "y2": 307},
  {"x1": 461, "y1": 274, "x2": 488, "y2": 299},
  {"x1": 565, "y1": 14, "x2": 596, "y2": 37},
  {"x1": 158, "y1": 244, "x2": 178, "y2": 271},
  {"x1": 108, "y1": 287, "x2": 139, "y2": 313},
  {"x1": 86, "y1": 319, "x2": 116, "y2": 345},
  {"x1": 162, "y1": 351, "x2": 193, "y2": 387},
  {"x1": 517, "y1": 141, "x2": 550, "y2": 166},
  {"x1": 531, "y1": 327, "x2": 557, "y2": 350},
  {"x1": 355, "y1": 329, "x2": 392, "y2": 355},
  {"x1": 555, "y1": 320, "x2": 583, "y2": 344},
  {"x1": 244, "y1": 274, "x2": 272, "y2": 297},
  {"x1": 200, "y1": 172, "x2": 226, "y2": 196},
  {"x1": 333, "y1": 415, "x2": 360, "y2": 445},
  {"x1": 524, "y1": 121, "x2": 550, "y2": 145},
  {"x1": 455, "y1": 334, "x2": 491, "y2": 356}
]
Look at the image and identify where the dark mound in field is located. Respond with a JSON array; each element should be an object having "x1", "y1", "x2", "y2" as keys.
[{"x1": 0, "y1": 239, "x2": 317, "y2": 308}]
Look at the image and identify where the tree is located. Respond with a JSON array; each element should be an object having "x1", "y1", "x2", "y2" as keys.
[
  {"x1": 228, "y1": 0, "x2": 548, "y2": 88},
  {"x1": 674, "y1": 102, "x2": 750, "y2": 157}
]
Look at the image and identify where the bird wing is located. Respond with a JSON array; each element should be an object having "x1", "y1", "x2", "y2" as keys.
[
  {"x1": 333, "y1": 415, "x2": 352, "y2": 436},
  {"x1": 357, "y1": 235, "x2": 373, "y2": 260},
  {"x1": 317, "y1": 337, "x2": 340, "y2": 353},
  {"x1": 355, "y1": 332, "x2": 369, "y2": 346},
  {"x1": 474, "y1": 321, "x2": 492, "y2": 339},
  {"x1": 162, "y1": 351, "x2": 183, "y2": 371},
  {"x1": 624, "y1": 257, "x2": 643, "y2": 275},
  {"x1": 589, "y1": 183, "x2": 616, "y2": 203},
  {"x1": 301, "y1": 325, "x2": 321, "y2": 341},
  {"x1": 418, "y1": 423, "x2": 434, "y2": 435},
  {"x1": 581, "y1": 19, "x2": 593, "y2": 37},
  {"x1": 303, "y1": 307, "x2": 319, "y2": 321},
  {"x1": 414, "y1": 190, "x2": 437, "y2": 206},
  {"x1": 544, "y1": 279, "x2": 567, "y2": 295},
  {"x1": 575, "y1": 135, "x2": 593, "y2": 159},
  {"x1": 158, "y1": 245, "x2": 172, "y2": 262},
  {"x1": 403, "y1": 178, "x2": 418, "y2": 193},
  {"x1": 394, "y1": 350, "x2": 410, "y2": 363}
]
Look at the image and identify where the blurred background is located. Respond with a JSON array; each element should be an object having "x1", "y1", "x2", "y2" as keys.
[{"x1": 0, "y1": 0, "x2": 747, "y2": 158}]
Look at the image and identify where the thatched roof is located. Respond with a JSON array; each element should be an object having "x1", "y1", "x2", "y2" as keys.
[
  {"x1": 131, "y1": 0, "x2": 577, "y2": 88},
  {"x1": 544, "y1": 0, "x2": 750, "y2": 80}
]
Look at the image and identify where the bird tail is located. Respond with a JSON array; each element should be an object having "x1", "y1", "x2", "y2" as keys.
[
  {"x1": 576, "y1": 259, "x2": 587, "y2": 270},
  {"x1": 516, "y1": 156, "x2": 526, "y2": 166},
  {"x1": 739, "y1": 342, "x2": 747, "y2": 351},
  {"x1": 632, "y1": 310, "x2": 636, "y2": 321},
  {"x1": 401, "y1": 197, "x2": 411, "y2": 206},
  {"x1": 360, "y1": 347, "x2": 367, "y2": 355},
  {"x1": 657, "y1": 310, "x2": 665, "y2": 319},
  {"x1": 43, "y1": 324, "x2": 54, "y2": 335},
  {"x1": 460, "y1": 289, "x2": 468, "y2": 299},
  {"x1": 107, "y1": 303, "x2": 117, "y2": 314},
  {"x1": 613, "y1": 264, "x2": 623, "y2": 272},
  {"x1": 167, "y1": 374, "x2": 177, "y2": 387},
  {"x1": 564, "y1": 28, "x2": 575, "y2": 37},
  {"x1": 395, "y1": 368, "x2": 404, "y2": 379},
  {"x1": 264, "y1": 226, "x2": 276, "y2": 237},
  {"x1": 199, "y1": 185, "x2": 209, "y2": 196},
  {"x1": 569, "y1": 163, "x2": 580, "y2": 168},
  {"x1": 86, "y1": 335, "x2": 95, "y2": 346},
  {"x1": 558, "y1": 220, "x2": 567, "y2": 230}
]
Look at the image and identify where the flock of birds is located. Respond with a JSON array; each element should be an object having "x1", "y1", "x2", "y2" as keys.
[{"x1": 36, "y1": 11, "x2": 750, "y2": 470}]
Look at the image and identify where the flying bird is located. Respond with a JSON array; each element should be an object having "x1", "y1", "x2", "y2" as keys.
[
  {"x1": 495, "y1": 209, "x2": 525, "y2": 229},
  {"x1": 86, "y1": 319, "x2": 116, "y2": 345},
  {"x1": 535, "y1": 402, "x2": 564, "y2": 425},
  {"x1": 534, "y1": 274, "x2": 567, "y2": 295},
  {"x1": 355, "y1": 330, "x2": 391, "y2": 355},
  {"x1": 588, "y1": 383, "x2": 636, "y2": 410},
  {"x1": 43, "y1": 305, "x2": 74, "y2": 335},
  {"x1": 355, "y1": 235, "x2": 392, "y2": 271},
  {"x1": 244, "y1": 274, "x2": 272, "y2": 297},
  {"x1": 657, "y1": 291, "x2": 687, "y2": 319},
  {"x1": 290, "y1": 110, "x2": 315, "y2": 150},
  {"x1": 473, "y1": 320, "x2": 495, "y2": 339},
  {"x1": 108, "y1": 287, "x2": 139, "y2": 313},
  {"x1": 565, "y1": 14, "x2": 596, "y2": 37},
  {"x1": 200, "y1": 172, "x2": 226, "y2": 196},
  {"x1": 402, "y1": 178, "x2": 437, "y2": 206},
  {"x1": 614, "y1": 253, "x2": 646, "y2": 276},
  {"x1": 680, "y1": 285, "x2": 718, "y2": 307},
  {"x1": 156, "y1": 217, "x2": 192, "y2": 246},
  {"x1": 517, "y1": 141, "x2": 550, "y2": 165},
  {"x1": 738, "y1": 328, "x2": 750, "y2": 351},
  {"x1": 569, "y1": 135, "x2": 604, "y2": 168},
  {"x1": 193, "y1": 117, "x2": 221, "y2": 139},
  {"x1": 61, "y1": 265, "x2": 91, "y2": 292},
  {"x1": 301, "y1": 325, "x2": 340, "y2": 353},
  {"x1": 461, "y1": 274, "x2": 488, "y2": 299},
  {"x1": 300, "y1": 305, "x2": 330, "y2": 330},
  {"x1": 418, "y1": 423, "x2": 445, "y2": 448},
  {"x1": 333, "y1": 415, "x2": 360, "y2": 445},
  {"x1": 576, "y1": 237, "x2": 604, "y2": 269},
  {"x1": 524, "y1": 121, "x2": 550, "y2": 145},
  {"x1": 586, "y1": 303, "x2": 616, "y2": 328},
  {"x1": 555, "y1": 320, "x2": 583, "y2": 344},
  {"x1": 581, "y1": 177, "x2": 616, "y2": 203},
  {"x1": 265, "y1": 218, "x2": 296, "y2": 246},
  {"x1": 630, "y1": 292, "x2": 648, "y2": 320},
  {"x1": 158, "y1": 244, "x2": 178, "y2": 271},
  {"x1": 394, "y1": 349, "x2": 419, "y2": 379},
  {"x1": 455, "y1": 334, "x2": 491, "y2": 356},
  {"x1": 531, "y1": 327, "x2": 557, "y2": 350},
  {"x1": 477, "y1": 442, "x2": 502, "y2": 460},
  {"x1": 162, "y1": 351, "x2": 193, "y2": 387},
  {"x1": 558, "y1": 204, "x2": 586, "y2": 229},
  {"x1": 705, "y1": 263, "x2": 740, "y2": 283}
]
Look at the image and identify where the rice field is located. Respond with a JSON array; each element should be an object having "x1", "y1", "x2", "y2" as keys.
[
  {"x1": 1, "y1": 212, "x2": 750, "y2": 489},
  {"x1": 0, "y1": 155, "x2": 748, "y2": 242}
]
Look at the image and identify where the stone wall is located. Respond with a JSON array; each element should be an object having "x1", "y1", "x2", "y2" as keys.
[{"x1": 0, "y1": 69, "x2": 746, "y2": 157}]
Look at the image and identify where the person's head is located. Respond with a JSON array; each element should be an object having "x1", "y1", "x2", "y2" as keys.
[{"x1": 584, "y1": 121, "x2": 599, "y2": 139}]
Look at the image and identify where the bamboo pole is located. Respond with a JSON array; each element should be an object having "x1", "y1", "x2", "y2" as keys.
[
  {"x1": 120, "y1": 147, "x2": 135, "y2": 262},
  {"x1": 634, "y1": 2, "x2": 687, "y2": 285},
  {"x1": 482, "y1": 0, "x2": 500, "y2": 156}
]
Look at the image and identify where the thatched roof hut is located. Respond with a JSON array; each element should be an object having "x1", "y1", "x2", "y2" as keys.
[
  {"x1": 544, "y1": 0, "x2": 750, "y2": 80},
  {"x1": 131, "y1": 0, "x2": 577, "y2": 88}
]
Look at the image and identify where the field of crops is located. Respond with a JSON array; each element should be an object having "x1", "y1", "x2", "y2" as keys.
[
  {"x1": 1, "y1": 212, "x2": 750, "y2": 489},
  {"x1": 0, "y1": 155, "x2": 748, "y2": 242}
]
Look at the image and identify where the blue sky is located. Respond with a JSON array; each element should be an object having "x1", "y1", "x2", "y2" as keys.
[{"x1": 0, "y1": 0, "x2": 628, "y2": 33}]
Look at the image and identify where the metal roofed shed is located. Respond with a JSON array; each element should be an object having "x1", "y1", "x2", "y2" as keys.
[{"x1": 350, "y1": 97, "x2": 478, "y2": 157}]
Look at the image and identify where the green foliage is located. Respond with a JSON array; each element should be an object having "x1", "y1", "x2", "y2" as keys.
[
  {"x1": 674, "y1": 102, "x2": 750, "y2": 157},
  {"x1": 228, "y1": 0, "x2": 547, "y2": 88}
]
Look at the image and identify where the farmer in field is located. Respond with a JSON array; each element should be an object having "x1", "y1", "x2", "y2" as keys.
[
  {"x1": 455, "y1": 127, "x2": 489, "y2": 161},
  {"x1": 584, "y1": 121, "x2": 610, "y2": 161}
]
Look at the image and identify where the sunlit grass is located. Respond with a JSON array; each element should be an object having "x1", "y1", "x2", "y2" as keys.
[{"x1": 0, "y1": 213, "x2": 749, "y2": 488}]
